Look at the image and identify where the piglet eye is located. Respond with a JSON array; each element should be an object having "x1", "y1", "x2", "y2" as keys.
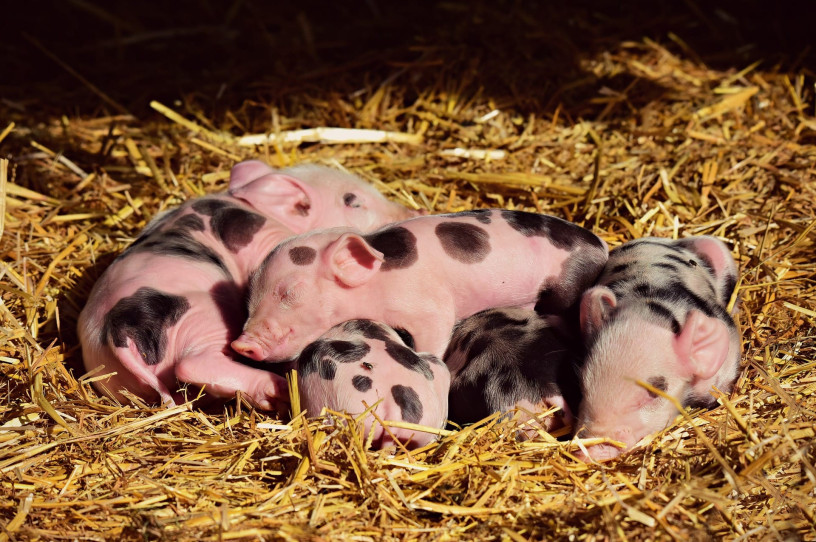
[
  {"x1": 343, "y1": 193, "x2": 361, "y2": 208},
  {"x1": 646, "y1": 376, "x2": 668, "y2": 398}
]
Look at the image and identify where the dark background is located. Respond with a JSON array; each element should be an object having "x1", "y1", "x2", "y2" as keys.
[{"x1": 3, "y1": 0, "x2": 812, "y2": 122}]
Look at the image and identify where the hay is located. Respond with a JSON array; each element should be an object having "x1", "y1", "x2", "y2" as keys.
[{"x1": 2, "y1": 2, "x2": 815, "y2": 540}]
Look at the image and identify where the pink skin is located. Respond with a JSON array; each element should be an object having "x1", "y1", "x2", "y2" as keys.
[
  {"x1": 232, "y1": 212, "x2": 608, "y2": 362},
  {"x1": 574, "y1": 236, "x2": 740, "y2": 461},
  {"x1": 79, "y1": 161, "x2": 417, "y2": 408},
  {"x1": 297, "y1": 322, "x2": 450, "y2": 449}
]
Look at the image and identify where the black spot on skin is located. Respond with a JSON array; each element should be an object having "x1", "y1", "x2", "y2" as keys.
[
  {"x1": 645, "y1": 301, "x2": 681, "y2": 334},
  {"x1": 289, "y1": 246, "x2": 317, "y2": 266},
  {"x1": 420, "y1": 353, "x2": 445, "y2": 366},
  {"x1": 604, "y1": 278, "x2": 631, "y2": 295},
  {"x1": 654, "y1": 262, "x2": 679, "y2": 272},
  {"x1": 173, "y1": 213, "x2": 206, "y2": 232},
  {"x1": 124, "y1": 228, "x2": 230, "y2": 276},
  {"x1": 634, "y1": 283, "x2": 652, "y2": 296},
  {"x1": 478, "y1": 310, "x2": 530, "y2": 331},
  {"x1": 392, "y1": 385, "x2": 423, "y2": 423},
  {"x1": 682, "y1": 393, "x2": 717, "y2": 409},
  {"x1": 364, "y1": 227, "x2": 418, "y2": 270},
  {"x1": 343, "y1": 193, "x2": 360, "y2": 208},
  {"x1": 533, "y1": 286, "x2": 556, "y2": 315},
  {"x1": 649, "y1": 282, "x2": 719, "y2": 319},
  {"x1": 393, "y1": 327, "x2": 415, "y2": 349},
  {"x1": 646, "y1": 376, "x2": 668, "y2": 398},
  {"x1": 665, "y1": 253, "x2": 697, "y2": 267},
  {"x1": 610, "y1": 263, "x2": 631, "y2": 274},
  {"x1": 453, "y1": 329, "x2": 476, "y2": 354},
  {"x1": 435, "y1": 222, "x2": 491, "y2": 264},
  {"x1": 457, "y1": 209, "x2": 493, "y2": 224},
  {"x1": 341, "y1": 319, "x2": 391, "y2": 342},
  {"x1": 210, "y1": 207, "x2": 267, "y2": 253},
  {"x1": 501, "y1": 210, "x2": 604, "y2": 250},
  {"x1": 352, "y1": 374, "x2": 373, "y2": 392},
  {"x1": 129, "y1": 208, "x2": 180, "y2": 248},
  {"x1": 362, "y1": 362, "x2": 374, "y2": 370},
  {"x1": 723, "y1": 274, "x2": 737, "y2": 306},
  {"x1": 191, "y1": 199, "x2": 231, "y2": 216},
  {"x1": 465, "y1": 335, "x2": 491, "y2": 364},
  {"x1": 384, "y1": 340, "x2": 434, "y2": 380},
  {"x1": 613, "y1": 239, "x2": 686, "y2": 255},
  {"x1": 297, "y1": 339, "x2": 371, "y2": 380},
  {"x1": 102, "y1": 287, "x2": 190, "y2": 366}
]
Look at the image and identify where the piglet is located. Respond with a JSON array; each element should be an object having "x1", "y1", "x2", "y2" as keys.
[
  {"x1": 79, "y1": 161, "x2": 417, "y2": 409},
  {"x1": 574, "y1": 236, "x2": 741, "y2": 460},
  {"x1": 296, "y1": 320, "x2": 450, "y2": 449},
  {"x1": 445, "y1": 307, "x2": 581, "y2": 436},
  {"x1": 233, "y1": 209, "x2": 609, "y2": 362}
]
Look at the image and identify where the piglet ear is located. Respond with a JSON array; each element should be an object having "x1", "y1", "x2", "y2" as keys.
[
  {"x1": 228, "y1": 162, "x2": 313, "y2": 222},
  {"x1": 228, "y1": 160, "x2": 275, "y2": 190},
  {"x1": 676, "y1": 236, "x2": 738, "y2": 305},
  {"x1": 674, "y1": 310, "x2": 730, "y2": 380},
  {"x1": 579, "y1": 286, "x2": 617, "y2": 338},
  {"x1": 326, "y1": 233, "x2": 384, "y2": 288}
]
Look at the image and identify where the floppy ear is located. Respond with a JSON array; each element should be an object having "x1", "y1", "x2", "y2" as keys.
[
  {"x1": 579, "y1": 286, "x2": 617, "y2": 338},
  {"x1": 326, "y1": 233, "x2": 384, "y2": 287},
  {"x1": 676, "y1": 236, "x2": 738, "y2": 305},
  {"x1": 228, "y1": 160, "x2": 274, "y2": 190},
  {"x1": 674, "y1": 310, "x2": 730, "y2": 380},
  {"x1": 229, "y1": 166, "x2": 314, "y2": 221}
]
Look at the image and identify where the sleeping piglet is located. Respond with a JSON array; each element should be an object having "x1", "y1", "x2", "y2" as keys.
[
  {"x1": 574, "y1": 236, "x2": 741, "y2": 460},
  {"x1": 296, "y1": 319, "x2": 450, "y2": 449},
  {"x1": 232, "y1": 209, "x2": 609, "y2": 362},
  {"x1": 78, "y1": 161, "x2": 417, "y2": 409},
  {"x1": 445, "y1": 307, "x2": 581, "y2": 436}
]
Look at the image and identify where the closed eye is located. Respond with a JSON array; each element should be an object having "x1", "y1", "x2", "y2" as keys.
[{"x1": 343, "y1": 193, "x2": 361, "y2": 208}]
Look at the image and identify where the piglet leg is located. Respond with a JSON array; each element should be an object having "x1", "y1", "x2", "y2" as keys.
[
  {"x1": 174, "y1": 354, "x2": 290, "y2": 412},
  {"x1": 114, "y1": 339, "x2": 177, "y2": 405}
]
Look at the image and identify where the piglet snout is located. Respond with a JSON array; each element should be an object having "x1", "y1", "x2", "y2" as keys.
[
  {"x1": 231, "y1": 331, "x2": 289, "y2": 361},
  {"x1": 231, "y1": 335, "x2": 268, "y2": 361},
  {"x1": 574, "y1": 442, "x2": 624, "y2": 462},
  {"x1": 574, "y1": 425, "x2": 632, "y2": 462}
]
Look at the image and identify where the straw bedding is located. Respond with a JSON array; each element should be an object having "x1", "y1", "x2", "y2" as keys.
[{"x1": 1, "y1": 2, "x2": 814, "y2": 540}]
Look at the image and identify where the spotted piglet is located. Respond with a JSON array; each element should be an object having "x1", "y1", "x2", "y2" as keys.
[
  {"x1": 79, "y1": 161, "x2": 417, "y2": 409},
  {"x1": 296, "y1": 320, "x2": 450, "y2": 449},
  {"x1": 445, "y1": 307, "x2": 581, "y2": 436},
  {"x1": 575, "y1": 236, "x2": 741, "y2": 460},
  {"x1": 233, "y1": 209, "x2": 609, "y2": 362}
]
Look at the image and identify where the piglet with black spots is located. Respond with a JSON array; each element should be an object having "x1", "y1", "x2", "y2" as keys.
[
  {"x1": 296, "y1": 320, "x2": 450, "y2": 449},
  {"x1": 233, "y1": 209, "x2": 608, "y2": 362},
  {"x1": 574, "y1": 236, "x2": 741, "y2": 461},
  {"x1": 79, "y1": 161, "x2": 417, "y2": 409},
  {"x1": 445, "y1": 307, "x2": 581, "y2": 437}
]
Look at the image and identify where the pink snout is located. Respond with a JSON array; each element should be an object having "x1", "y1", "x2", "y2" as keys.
[
  {"x1": 231, "y1": 333, "x2": 285, "y2": 361},
  {"x1": 231, "y1": 319, "x2": 292, "y2": 361},
  {"x1": 574, "y1": 426, "x2": 634, "y2": 462},
  {"x1": 574, "y1": 442, "x2": 625, "y2": 462}
]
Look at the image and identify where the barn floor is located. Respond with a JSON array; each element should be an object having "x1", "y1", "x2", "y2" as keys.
[{"x1": 1, "y1": 2, "x2": 815, "y2": 540}]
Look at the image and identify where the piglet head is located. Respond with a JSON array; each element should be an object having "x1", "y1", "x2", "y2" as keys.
[
  {"x1": 297, "y1": 320, "x2": 450, "y2": 450},
  {"x1": 575, "y1": 287, "x2": 732, "y2": 461},
  {"x1": 229, "y1": 161, "x2": 420, "y2": 234},
  {"x1": 231, "y1": 230, "x2": 385, "y2": 362}
]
